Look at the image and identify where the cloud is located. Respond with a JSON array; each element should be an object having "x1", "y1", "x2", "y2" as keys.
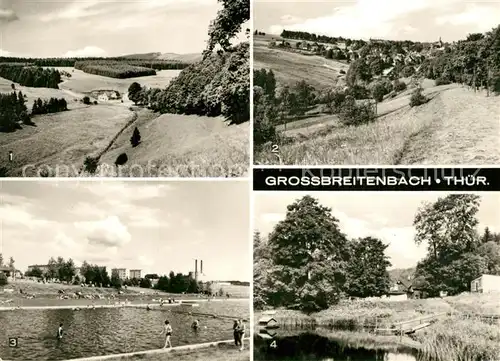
[
  {"x1": 268, "y1": 0, "x2": 460, "y2": 39},
  {"x1": 435, "y1": 4, "x2": 500, "y2": 32},
  {"x1": 0, "y1": 48, "x2": 11, "y2": 56},
  {"x1": 75, "y1": 216, "x2": 132, "y2": 248},
  {"x1": 39, "y1": 0, "x2": 103, "y2": 22},
  {"x1": 0, "y1": 7, "x2": 18, "y2": 22},
  {"x1": 280, "y1": 14, "x2": 302, "y2": 24},
  {"x1": 64, "y1": 46, "x2": 106, "y2": 57}
]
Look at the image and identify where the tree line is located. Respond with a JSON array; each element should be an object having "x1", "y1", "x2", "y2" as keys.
[
  {"x1": 254, "y1": 194, "x2": 500, "y2": 312},
  {"x1": 1, "y1": 90, "x2": 68, "y2": 132},
  {"x1": 31, "y1": 97, "x2": 68, "y2": 115},
  {"x1": 0, "y1": 253, "x2": 16, "y2": 286},
  {"x1": 0, "y1": 57, "x2": 189, "y2": 70},
  {"x1": 0, "y1": 64, "x2": 61, "y2": 88},
  {"x1": 0, "y1": 91, "x2": 29, "y2": 131}
]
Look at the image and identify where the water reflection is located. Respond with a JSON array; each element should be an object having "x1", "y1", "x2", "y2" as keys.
[
  {"x1": 254, "y1": 330, "x2": 417, "y2": 361},
  {"x1": 0, "y1": 300, "x2": 249, "y2": 360}
]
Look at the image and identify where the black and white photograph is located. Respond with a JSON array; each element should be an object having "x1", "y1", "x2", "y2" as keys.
[
  {"x1": 254, "y1": 192, "x2": 500, "y2": 360},
  {"x1": 0, "y1": 0, "x2": 250, "y2": 177},
  {"x1": 253, "y1": 0, "x2": 500, "y2": 166},
  {"x1": 0, "y1": 180, "x2": 251, "y2": 361}
]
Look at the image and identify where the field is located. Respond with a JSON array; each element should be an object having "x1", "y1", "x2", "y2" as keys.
[
  {"x1": 74, "y1": 62, "x2": 156, "y2": 79},
  {"x1": 0, "y1": 105, "x2": 134, "y2": 176},
  {"x1": 254, "y1": 35, "x2": 348, "y2": 89},
  {"x1": 55, "y1": 67, "x2": 181, "y2": 97},
  {"x1": 0, "y1": 65, "x2": 248, "y2": 177},
  {"x1": 254, "y1": 34, "x2": 500, "y2": 165}
]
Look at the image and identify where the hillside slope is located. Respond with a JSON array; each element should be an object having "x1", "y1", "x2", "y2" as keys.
[{"x1": 98, "y1": 110, "x2": 249, "y2": 177}]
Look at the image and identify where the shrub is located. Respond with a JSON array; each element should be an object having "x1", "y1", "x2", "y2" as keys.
[
  {"x1": 130, "y1": 127, "x2": 141, "y2": 147},
  {"x1": 409, "y1": 86, "x2": 428, "y2": 107},
  {"x1": 339, "y1": 96, "x2": 376, "y2": 126},
  {"x1": 371, "y1": 82, "x2": 387, "y2": 103},
  {"x1": 435, "y1": 77, "x2": 451, "y2": 86},
  {"x1": 347, "y1": 84, "x2": 369, "y2": 99},
  {"x1": 83, "y1": 156, "x2": 99, "y2": 174},
  {"x1": 83, "y1": 96, "x2": 91, "y2": 105},
  {"x1": 0, "y1": 272, "x2": 8, "y2": 286},
  {"x1": 115, "y1": 153, "x2": 128, "y2": 166},
  {"x1": 339, "y1": 70, "x2": 346, "y2": 75},
  {"x1": 393, "y1": 79, "x2": 407, "y2": 92}
]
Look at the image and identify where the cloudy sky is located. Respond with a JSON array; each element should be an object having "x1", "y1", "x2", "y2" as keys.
[
  {"x1": 254, "y1": 192, "x2": 500, "y2": 269},
  {"x1": 0, "y1": 0, "x2": 247, "y2": 57},
  {"x1": 0, "y1": 180, "x2": 250, "y2": 281},
  {"x1": 254, "y1": 0, "x2": 500, "y2": 42}
]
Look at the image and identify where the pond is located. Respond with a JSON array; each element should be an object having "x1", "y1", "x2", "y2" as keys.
[
  {"x1": 0, "y1": 300, "x2": 249, "y2": 360},
  {"x1": 254, "y1": 330, "x2": 418, "y2": 361}
]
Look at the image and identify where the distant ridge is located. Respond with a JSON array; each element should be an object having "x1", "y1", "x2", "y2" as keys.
[{"x1": 120, "y1": 52, "x2": 202, "y2": 63}]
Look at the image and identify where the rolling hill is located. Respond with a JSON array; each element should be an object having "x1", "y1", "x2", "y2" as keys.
[{"x1": 120, "y1": 52, "x2": 202, "y2": 63}]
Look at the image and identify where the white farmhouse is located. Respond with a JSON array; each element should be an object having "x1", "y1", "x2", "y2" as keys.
[
  {"x1": 471, "y1": 274, "x2": 500, "y2": 293},
  {"x1": 98, "y1": 93, "x2": 109, "y2": 102}
]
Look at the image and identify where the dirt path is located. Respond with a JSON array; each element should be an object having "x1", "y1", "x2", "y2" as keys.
[{"x1": 397, "y1": 88, "x2": 500, "y2": 165}]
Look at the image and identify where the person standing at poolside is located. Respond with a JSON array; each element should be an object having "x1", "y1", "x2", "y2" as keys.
[
  {"x1": 159, "y1": 320, "x2": 172, "y2": 348},
  {"x1": 238, "y1": 319, "x2": 245, "y2": 351},
  {"x1": 233, "y1": 320, "x2": 240, "y2": 346},
  {"x1": 57, "y1": 323, "x2": 64, "y2": 340}
]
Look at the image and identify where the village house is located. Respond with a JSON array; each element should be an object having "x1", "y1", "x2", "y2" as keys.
[
  {"x1": 0, "y1": 266, "x2": 20, "y2": 281},
  {"x1": 98, "y1": 93, "x2": 109, "y2": 102},
  {"x1": 471, "y1": 274, "x2": 500, "y2": 293}
]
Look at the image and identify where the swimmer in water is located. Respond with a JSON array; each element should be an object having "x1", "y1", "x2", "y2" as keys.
[
  {"x1": 57, "y1": 323, "x2": 64, "y2": 340},
  {"x1": 160, "y1": 320, "x2": 172, "y2": 349},
  {"x1": 191, "y1": 319, "x2": 199, "y2": 331}
]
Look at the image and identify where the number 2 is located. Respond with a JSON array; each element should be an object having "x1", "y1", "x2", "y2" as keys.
[
  {"x1": 270, "y1": 340, "x2": 277, "y2": 349},
  {"x1": 271, "y1": 144, "x2": 279, "y2": 153}
]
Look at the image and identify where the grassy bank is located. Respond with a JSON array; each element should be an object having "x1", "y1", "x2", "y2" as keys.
[
  {"x1": 256, "y1": 293, "x2": 500, "y2": 360},
  {"x1": 255, "y1": 293, "x2": 500, "y2": 329}
]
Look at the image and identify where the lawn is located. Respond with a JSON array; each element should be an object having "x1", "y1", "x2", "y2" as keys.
[
  {"x1": 0, "y1": 105, "x2": 134, "y2": 176},
  {"x1": 95, "y1": 110, "x2": 250, "y2": 177}
]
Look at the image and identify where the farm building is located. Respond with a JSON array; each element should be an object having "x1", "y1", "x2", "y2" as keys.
[
  {"x1": 388, "y1": 280, "x2": 428, "y2": 300},
  {"x1": 471, "y1": 274, "x2": 500, "y2": 293},
  {"x1": 98, "y1": 93, "x2": 109, "y2": 102},
  {"x1": 0, "y1": 266, "x2": 20, "y2": 281}
]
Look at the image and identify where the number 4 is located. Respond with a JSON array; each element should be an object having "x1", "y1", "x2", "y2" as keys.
[{"x1": 270, "y1": 340, "x2": 277, "y2": 349}]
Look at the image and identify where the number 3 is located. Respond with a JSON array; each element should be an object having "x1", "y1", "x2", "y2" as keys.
[
  {"x1": 9, "y1": 338, "x2": 18, "y2": 347},
  {"x1": 270, "y1": 340, "x2": 277, "y2": 348}
]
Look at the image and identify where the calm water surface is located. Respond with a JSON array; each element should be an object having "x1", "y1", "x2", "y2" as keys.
[
  {"x1": 254, "y1": 330, "x2": 417, "y2": 361},
  {"x1": 0, "y1": 300, "x2": 249, "y2": 360}
]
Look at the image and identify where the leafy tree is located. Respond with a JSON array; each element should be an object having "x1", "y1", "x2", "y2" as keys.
[
  {"x1": 413, "y1": 195, "x2": 484, "y2": 296},
  {"x1": 128, "y1": 82, "x2": 142, "y2": 104},
  {"x1": 140, "y1": 278, "x2": 152, "y2": 288},
  {"x1": 346, "y1": 237, "x2": 391, "y2": 297},
  {"x1": 130, "y1": 127, "x2": 141, "y2": 147},
  {"x1": 409, "y1": 86, "x2": 428, "y2": 107},
  {"x1": 0, "y1": 272, "x2": 8, "y2": 286},
  {"x1": 205, "y1": 0, "x2": 250, "y2": 55},
  {"x1": 83, "y1": 96, "x2": 91, "y2": 105},
  {"x1": 371, "y1": 82, "x2": 387, "y2": 103},
  {"x1": 264, "y1": 195, "x2": 350, "y2": 312},
  {"x1": 8, "y1": 257, "x2": 15, "y2": 269},
  {"x1": 29, "y1": 266, "x2": 43, "y2": 278},
  {"x1": 111, "y1": 269, "x2": 122, "y2": 289}
]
